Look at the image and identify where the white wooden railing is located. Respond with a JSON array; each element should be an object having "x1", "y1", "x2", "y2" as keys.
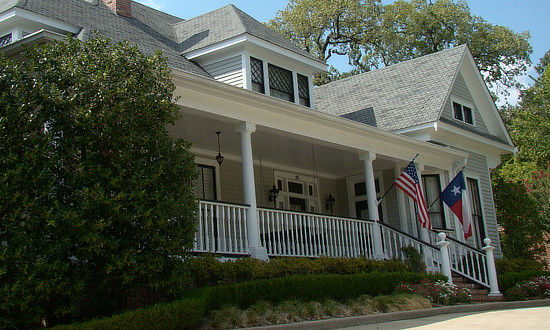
[
  {"x1": 193, "y1": 200, "x2": 497, "y2": 292},
  {"x1": 379, "y1": 223, "x2": 442, "y2": 273},
  {"x1": 257, "y1": 208, "x2": 375, "y2": 258},
  {"x1": 193, "y1": 200, "x2": 249, "y2": 255},
  {"x1": 446, "y1": 236, "x2": 489, "y2": 287}
]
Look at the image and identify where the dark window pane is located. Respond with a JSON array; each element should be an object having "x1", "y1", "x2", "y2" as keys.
[
  {"x1": 354, "y1": 182, "x2": 366, "y2": 196},
  {"x1": 298, "y1": 74, "x2": 310, "y2": 107},
  {"x1": 0, "y1": 34, "x2": 12, "y2": 47},
  {"x1": 288, "y1": 181, "x2": 303, "y2": 194},
  {"x1": 453, "y1": 102, "x2": 463, "y2": 121},
  {"x1": 422, "y1": 175, "x2": 445, "y2": 229},
  {"x1": 463, "y1": 106, "x2": 473, "y2": 124},
  {"x1": 289, "y1": 197, "x2": 306, "y2": 211},
  {"x1": 250, "y1": 57, "x2": 264, "y2": 94},
  {"x1": 268, "y1": 64, "x2": 294, "y2": 102}
]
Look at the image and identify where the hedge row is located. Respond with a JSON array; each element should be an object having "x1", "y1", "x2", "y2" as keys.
[
  {"x1": 498, "y1": 270, "x2": 550, "y2": 293},
  {"x1": 187, "y1": 271, "x2": 446, "y2": 311},
  {"x1": 185, "y1": 254, "x2": 408, "y2": 288},
  {"x1": 55, "y1": 298, "x2": 205, "y2": 330},
  {"x1": 59, "y1": 272, "x2": 444, "y2": 329},
  {"x1": 494, "y1": 258, "x2": 544, "y2": 275}
]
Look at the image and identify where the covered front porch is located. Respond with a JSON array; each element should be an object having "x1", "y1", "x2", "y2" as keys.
[{"x1": 169, "y1": 69, "x2": 500, "y2": 292}]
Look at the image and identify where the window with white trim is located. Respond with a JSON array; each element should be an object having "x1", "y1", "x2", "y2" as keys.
[
  {"x1": 250, "y1": 57, "x2": 265, "y2": 94},
  {"x1": 268, "y1": 64, "x2": 294, "y2": 102},
  {"x1": 274, "y1": 171, "x2": 319, "y2": 213},
  {"x1": 297, "y1": 73, "x2": 310, "y2": 107},
  {"x1": 453, "y1": 101, "x2": 474, "y2": 125},
  {"x1": 422, "y1": 174, "x2": 446, "y2": 229}
]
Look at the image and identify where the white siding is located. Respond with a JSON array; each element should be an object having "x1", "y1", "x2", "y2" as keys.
[
  {"x1": 442, "y1": 72, "x2": 490, "y2": 134},
  {"x1": 203, "y1": 55, "x2": 244, "y2": 87},
  {"x1": 463, "y1": 151, "x2": 502, "y2": 258}
]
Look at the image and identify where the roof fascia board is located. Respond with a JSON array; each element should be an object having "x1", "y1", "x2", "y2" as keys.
[
  {"x1": 1, "y1": 8, "x2": 80, "y2": 34},
  {"x1": 171, "y1": 68, "x2": 467, "y2": 169},
  {"x1": 460, "y1": 47, "x2": 514, "y2": 146},
  {"x1": 184, "y1": 34, "x2": 327, "y2": 72},
  {"x1": 397, "y1": 121, "x2": 516, "y2": 155},
  {"x1": 436, "y1": 47, "x2": 466, "y2": 120}
]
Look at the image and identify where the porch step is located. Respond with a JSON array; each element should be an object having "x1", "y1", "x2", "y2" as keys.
[{"x1": 451, "y1": 273, "x2": 505, "y2": 303}]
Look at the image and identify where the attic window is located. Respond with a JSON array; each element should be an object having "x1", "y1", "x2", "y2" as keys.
[
  {"x1": 297, "y1": 74, "x2": 310, "y2": 107},
  {"x1": 453, "y1": 101, "x2": 473, "y2": 125},
  {"x1": 268, "y1": 64, "x2": 294, "y2": 102},
  {"x1": 250, "y1": 57, "x2": 264, "y2": 94},
  {"x1": 0, "y1": 34, "x2": 12, "y2": 47}
]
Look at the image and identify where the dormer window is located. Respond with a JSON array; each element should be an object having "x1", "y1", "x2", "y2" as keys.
[
  {"x1": 268, "y1": 64, "x2": 294, "y2": 102},
  {"x1": 453, "y1": 101, "x2": 473, "y2": 125},
  {"x1": 250, "y1": 57, "x2": 265, "y2": 93},
  {"x1": 298, "y1": 74, "x2": 310, "y2": 107},
  {"x1": 0, "y1": 34, "x2": 12, "y2": 47}
]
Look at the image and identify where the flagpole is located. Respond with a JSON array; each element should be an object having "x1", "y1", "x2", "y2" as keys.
[{"x1": 378, "y1": 154, "x2": 419, "y2": 205}]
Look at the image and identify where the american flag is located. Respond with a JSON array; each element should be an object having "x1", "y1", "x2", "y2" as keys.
[{"x1": 394, "y1": 161, "x2": 432, "y2": 230}]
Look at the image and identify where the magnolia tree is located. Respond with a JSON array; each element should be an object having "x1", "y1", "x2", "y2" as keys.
[{"x1": 0, "y1": 36, "x2": 197, "y2": 327}]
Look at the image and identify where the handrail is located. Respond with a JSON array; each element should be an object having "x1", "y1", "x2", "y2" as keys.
[{"x1": 379, "y1": 222, "x2": 439, "y2": 250}]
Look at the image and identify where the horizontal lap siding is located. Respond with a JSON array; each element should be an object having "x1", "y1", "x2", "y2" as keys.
[
  {"x1": 443, "y1": 72, "x2": 490, "y2": 134},
  {"x1": 382, "y1": 169, "x2": 400, "y2": 229},
  {"x1": 464, "y1": 151, "x2": 502, "y2": 258},
  {"x1": 203, "y1": 55, "x2": 243, "y2": 88}
]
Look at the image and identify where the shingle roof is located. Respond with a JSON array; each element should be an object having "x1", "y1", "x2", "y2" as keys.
[
  {"x1": 7, "y1": 0, "x2": 210, "y2": 77},
  {"x1": 314, "y1": 45, "x2": 467, "y2": 131},
  {"x1": 174, "y1": 4, "x2": 322, "y2": 63}
]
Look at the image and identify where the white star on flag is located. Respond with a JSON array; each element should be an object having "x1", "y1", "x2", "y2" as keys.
[{"x1": 451, "y1": 185, "x2": 461, "y2": 196}]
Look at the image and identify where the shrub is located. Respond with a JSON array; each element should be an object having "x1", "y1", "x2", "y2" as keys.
[
  {"x1": 395, "y1": 279, "x2": 471, "y2": 305},
  {"x1": 191, "y1": 272, "x2": 445, "y2": 311},
  {"x1": 184, "y1": 255, "x2": 408, "y2": 289},
  {"x1": 400, "y1": 246, "x2": 426, "y2": 273},
  {"x1": 498, "y1": 270, "x2": 550, "y2": 293},
  {"x1": 495, "y1": 258, "x2": 544, "y2": 275},
  {"x1": 504, "y1": 275, "x2": 550, "y2": 301},
  {"x1": 55, "y1": 298, "x2": 206, "y2": 330}
]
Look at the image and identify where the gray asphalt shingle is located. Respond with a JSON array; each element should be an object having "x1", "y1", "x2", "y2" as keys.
[{"x1": 314, "y1": 45, "x2": 467, "y2": 131}]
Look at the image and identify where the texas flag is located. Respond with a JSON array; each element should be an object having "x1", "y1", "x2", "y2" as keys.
[{"x1": 441, "y1": 171, "x2": 472, "y2": 239}]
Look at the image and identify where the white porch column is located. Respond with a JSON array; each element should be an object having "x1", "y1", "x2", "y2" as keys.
[
  {"x1": 236, "y1": 122, "x2": 268, "y2": 260},
  {"x1": 415, "y1": 162, "x2": 430, "y2": 244},
  {"x1": 394, "y1": 165, "x2": 409, "y2": 234},
  {"x1": 359, "y1": 152, "x2": 385, "y2": 260}
]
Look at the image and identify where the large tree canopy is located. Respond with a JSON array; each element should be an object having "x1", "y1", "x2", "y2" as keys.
[
  {"x1": 268, "y1": 0, "x2": 532, "y2": 92},
  {"x1": 0, "y1": 36, "x2": 197, "y2": 327}
]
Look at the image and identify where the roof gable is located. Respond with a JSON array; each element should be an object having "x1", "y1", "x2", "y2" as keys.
[
  {"x1": 314, "y1": 45, "x2": 466, "y2": 131},
  {"x1": 174, "y1": 4, "x2": 320, "y2": 63}
]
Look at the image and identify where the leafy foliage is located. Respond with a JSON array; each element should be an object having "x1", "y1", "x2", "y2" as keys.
[
  {"x1": 268, "y1": 0, "x2": 531, "y2": 92},
  {"x1": 0, "y1": 36, "x2": 197, "y2": 327},
  {"x1": 505, "y1": 275, "x2": 550, "y2": 301},
  {"x1": 493, "y1": 50, "x2": 550, "y2": 261},
  {"x1": 395, "y1": 279, "x2": 471, "y2": 305}
]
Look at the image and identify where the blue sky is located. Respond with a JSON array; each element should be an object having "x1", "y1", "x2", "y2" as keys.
[{"x1": 135, "y1": 0, "x2": 549, "y2": 102}]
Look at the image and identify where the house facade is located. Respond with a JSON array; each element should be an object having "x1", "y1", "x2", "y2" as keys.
[{"x1": 1, "y1": 0, "x2": 514, "y2": 287}]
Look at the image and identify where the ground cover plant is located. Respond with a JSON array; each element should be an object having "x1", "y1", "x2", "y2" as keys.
[
  {"x1": 395, "y1": 279, "x2": 471, "y2": 305},
  {"x1": 505, "y1": 275, "x2": 550, "y2": 301}
]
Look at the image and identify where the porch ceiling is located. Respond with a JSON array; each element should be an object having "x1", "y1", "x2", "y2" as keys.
[{"x1": 170, "y1": 109, "x2": 399, "y2": 178}]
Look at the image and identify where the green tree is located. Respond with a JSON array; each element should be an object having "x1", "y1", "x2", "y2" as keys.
[
  {"x1": 0, "y1": 36, "x2": 197, "y2": 328},
  {"x1": 269, "y1": 0, "x2": 532, "y2": 92},
  {"x1": 493, "y1": 51, "x2": 550, "y2": 261}
]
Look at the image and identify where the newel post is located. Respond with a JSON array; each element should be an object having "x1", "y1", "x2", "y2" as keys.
[
  {"x1": 436, "y1": 232, "x2": 453, "y2": 284},
  {"x1": 482, "y1": 238, "x2": 502, "y2": 296}
]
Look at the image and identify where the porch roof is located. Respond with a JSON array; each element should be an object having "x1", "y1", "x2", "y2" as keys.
[{"x1": 171, "y1": 68, "x2": 468, "y2": 173}]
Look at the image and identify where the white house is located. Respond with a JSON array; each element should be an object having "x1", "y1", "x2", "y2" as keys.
[{"x1": 0, "y1": 0, "x2": 514, "y2": 292}]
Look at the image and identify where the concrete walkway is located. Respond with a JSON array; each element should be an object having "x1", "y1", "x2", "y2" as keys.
[{"x1": 251, "y1": 300, "x2": 550, "y2": 330}]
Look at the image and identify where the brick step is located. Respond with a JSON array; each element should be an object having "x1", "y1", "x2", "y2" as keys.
[{"x1": 454, "y1": 282, "x2": 477, "y2": 289}]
